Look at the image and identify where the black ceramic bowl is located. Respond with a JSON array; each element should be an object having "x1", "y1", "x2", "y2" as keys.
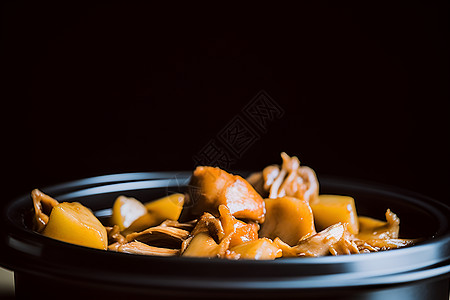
[{"x1": 0, "y1": 172, "x2": 449, "y2": 300}]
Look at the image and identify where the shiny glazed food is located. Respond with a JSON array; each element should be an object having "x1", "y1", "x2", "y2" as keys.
[{"x1": 30, "y1": 153, "x2": 419, "y2": 259}]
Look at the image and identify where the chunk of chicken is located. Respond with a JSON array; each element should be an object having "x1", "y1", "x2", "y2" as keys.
[
  {"x1": 247, "y1": 152, "x2": 319, "y2": 203},
  {"x1": 182, "y1": 166, "x2": 265, "y2": 223}
]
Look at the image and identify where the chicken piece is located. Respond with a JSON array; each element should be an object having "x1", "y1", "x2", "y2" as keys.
[
  {"x1": 311, "y1": 195, "x2": 359, "y2": 235},
  {"x1": 357, "y1": 209, "x2": 399, "y2": 240},
  {"x1": 226, "y1": 238, "x2": 282, "y2": 260},
  {"x1": 31, "y1": 189, "x2": 59, "y2": 232},
  {"x1": 247, "y1": 152, "x2": 319, "y2": 203},
  {"x1": 125, "y1": 225, "x2": 190, "y2": 249},
  {"x1": 183, "y1": 166, "x2": 265, "y2": 223},
  {"x1": 218, "y1": 205, "x2": 259, "y2": 248},
  {"x1": 109, "y1": 241, "x2": 179, "y2": 256},
  {"x1": 275, "y1": 223, "x2": 345, "y2": 257},
  {"x1": 111, "y1": 196, "x2": 148, "y2": 231},
  {"x1": 259, "y1": 196, "x2": 316, "y2": 246},
  {"x1": 42, "y1": 202, "x2": 108, "y2": 250},
  {"x1": 182, "y1": 232, "x2": 231, "y2": 258}
]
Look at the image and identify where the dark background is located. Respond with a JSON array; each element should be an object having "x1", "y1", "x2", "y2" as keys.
[{"x1": 2, "y1": 2, "x2": 449, "y2": 205}]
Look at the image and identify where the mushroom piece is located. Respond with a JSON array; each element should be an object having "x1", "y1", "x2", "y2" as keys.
[
  {"x1": 247, "y1": 152, "x2": 319, "y2": 203},
  {"x1": 31, "y1": 189, "x2": 59, "y2": 232},
  {"x1": 181, "y1": 205, "x2": 259, "y2": 257},
  {"x1": 357, "y1": 209, "x2": 400, "y2": 240},
  {"x1": 106, "y1": 225, "x2": 126, "y2": 244},
  {"x1": 159, "y1": 219, "x2": 197, "y2": 231},
  {"x1": 259, "y1": 196, "x2": 316, "y2": 246},
  {"x1": 125, "y1": 225, "x2": 190, "y2": 249},
  {"x1": 218, "y1": 205, "x2": 259, "y2": 248},
  {"x1": 275, "y1": 223, "x2": 346, "y2": 257},
  {"x1": 109, "y1": 220, "x2": 192, "y2": 256},
  {"x1": 328, "y1": 226, "x2": 360, "y2": 255},
  {"x1": 181, "y1": 211, "x2": 230, "y2": 257},
  {"x1": 109, "y1": 241, "x2": 179, "y2": 256},
  {"x1": 190, "y1": 212, "x2": 226, "y2": 242},
  {"x1": 354, "y1": 238, "x2": 417, "y2": 252}
]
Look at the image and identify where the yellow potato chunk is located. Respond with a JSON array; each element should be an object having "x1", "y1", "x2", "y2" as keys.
[
  {"x1": 182, "y1": 232, "x2": 222, "y2": 258},
  {"x1": 121, "y1": 213, "x2": 156, "y2": 236},
  {"x1": 229, "y1": 238, "x2": 281, "y2": 260},
  {"x1": 144, "y1": 193, "x2": 184, "y2": 224},
  {"x1": 259, "y1": 197, "x2": 316, "y2": 246},
  {"x1": 311, "y1": 195, "x2": 359, "y2": 235},
  {"x1": 111, "y1": 196, "x2": 147, "y2": 231},
  {"x1": 42, "y1": 202, "x2": 108, "y2": 250}
]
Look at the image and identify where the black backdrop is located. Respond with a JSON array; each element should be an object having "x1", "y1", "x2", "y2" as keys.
[{"x1": 2, "y1": 2, "x2": 449, "y2": 205}]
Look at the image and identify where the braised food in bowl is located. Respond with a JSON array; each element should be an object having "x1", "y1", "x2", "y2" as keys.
[{"x1": 30, "y1": 152, "x2": 419, "y2": 259}]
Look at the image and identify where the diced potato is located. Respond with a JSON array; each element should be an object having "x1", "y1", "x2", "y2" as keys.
[
  {"x1": 122, "y1": 194, "x2": 185, "y2": 235},
  {"x1": 111, "y1": 196, "x2": 147, "y2": 231},
  {"x1": 229, "y1": 238, "x2": 281, "y2": 260},
  {"x1": 42, "y1": 202, "x2": 108, "y2": 250},
  {"x1": 182, "y1": 232, "x2": 222, "y2": 258},
  {"x1": 311, "y1": 195, "x2": 359, "y2": 235},
  {"x1": 121, "y1": 213, "x2": 156, "y2": 236},
  {"x1": 259, "y1": 196, "x2": 316, "y2": 246},
  {"x1": 144, "y1": 193, "x2": 184, "y2": 224}
]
